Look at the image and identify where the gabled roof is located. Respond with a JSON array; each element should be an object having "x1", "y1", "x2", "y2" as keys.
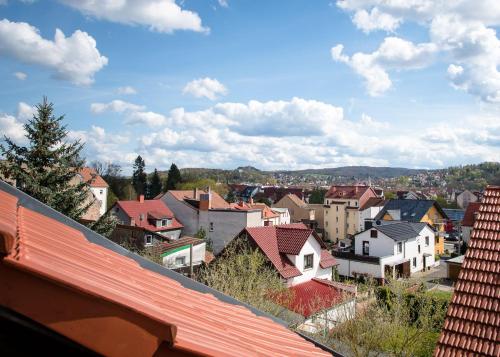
[
  {"x1": 462, "y1": 202, "x2": 481, "y2": 227},
  {"x1": 435, "y1": 186, "x2": 500, "y2": 357},
  {"x1": 166, "y1": 189, "x2": 231, "y2": 209},
  {"x1": 374, "y1": 199, "x2": 448, "y2": 222},
  {"x1": 279, "y1": 193, "x2": 307, "y2": 208},
  {"x1": 244, "y1": 224, "x2": 335, "y2": 279},
  {"x1": 158, "y1": 236, "x2": 205, "y2": 255},
  {"x1": 115, "y1": 199, "x2": 183, "y2": 232},
  {"x1": 78, "y1": 167, "x2": 108, "y2": 188},
  {"x1": 0, "y1": 180, "x2": 333, "y2": 356},
  {"x1": 360, "y1": 197, "x2": 385, "y2": 210},
  {"x1": 229, "y1": 201, "x2": 280, "y2": 219},
  {"x1": 372, "y1": 221, "x2": 428, "y2": 241}
]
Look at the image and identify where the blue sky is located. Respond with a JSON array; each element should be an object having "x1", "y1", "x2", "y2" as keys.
[{"x1": 1, "y1": 0, "x2": 499, "y2": 173}]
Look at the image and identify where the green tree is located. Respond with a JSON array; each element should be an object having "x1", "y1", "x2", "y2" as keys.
[
  {"x1": 164, "y1": 163, "x2": 182, "y2": 191},
  {"x1": 0, "y1": 97, "x2": 91, "y2": 220},
  {"x1": 309, "y1": 188, "x2": 327, "y2": 204},
  {"x1": 148, "y1": 168, "x2": 162, "y2": 199},
  {"x1": 132, "y1": 155, "x2": 147, "y2": 196},
  {"x1": 226, "y1": 190, "x2": 237, "y2": 203}
]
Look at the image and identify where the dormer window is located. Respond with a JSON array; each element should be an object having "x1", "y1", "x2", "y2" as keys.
[
  {"x1": 304, "y1": 254, "x2": 313, "y2": 270},
  {"x1": 140, "y1": 214, "x2": 145, "y2": 221}
]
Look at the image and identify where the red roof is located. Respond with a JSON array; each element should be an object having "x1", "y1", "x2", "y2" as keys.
[
  {"x1": 116, "y1": 199, "x2": 183, "y2": 232},
  {"x1": 279, "y1": 279, "x2": 344, "y2": 317},
  {"x1": 320, "y1": 249, "x2": 337, "y2": 269},
  {"x1": 229, "y1": 201, "x2": 280, "y2": 219},
  {"x1": 435, "y1": 186, "x2": 500, "y2": 357},
  {"x1": 245, "y1": 224, "x2": 336, "y2": 279},
  {"x1": 167, "y1": 189, "x2": 230, "y2": 209},
  {"x1": 360, "y1": 197, "x2": 385, "y2": 210},
  {"x1": 0, "y1": 183, "x2": 332, "y2": 356},
  {"x1": 461, "y1": 202, "x2": 481, "y2": 227},
  {"x1": 326, "y1": 185, "x2": 373, "y2": 200},
  {"x1": 78, "y1": 167, "x2": 108, "y2": 188}
]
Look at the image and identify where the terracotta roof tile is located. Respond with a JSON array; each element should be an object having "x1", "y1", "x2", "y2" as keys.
[
  {"x1": 78, "y1": 167, "x2": 109, "y2": 188},
  {"x1": 0, "y1": 182, "x2": 332, "y2": 356},
  {"x1": 434, "y1": 185, "x2": 500, "y2": 357},
  {"x1": 115, "y1": 199, "x2": 183, "y2": 232},
  {"x1": 278, "y1": 279, "x2": 344, "y2": 318},
  {"x1": 320, "y1": 249, "x2": 337, "y2": 269},
  {"x1": 167, "y1": 189, "x2": 231, "y2": 209}
]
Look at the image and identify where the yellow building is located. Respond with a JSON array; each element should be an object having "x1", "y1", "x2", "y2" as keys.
[
  {"x1": 323, "y1": 185, "x2": 378, "y2": 242},
  {"x1": 375, "y1": 199, "x2": 448, "y2": 255}
]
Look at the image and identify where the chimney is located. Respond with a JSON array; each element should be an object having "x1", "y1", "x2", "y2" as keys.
[
  {"x1": 249, "y1": 197, "x2": 254, "y2": 205},
  {"x1": 138, "y1": 194, "x2": 144, "y2": 203},
  {"x1": 199, "y1": 190, "x2": 212, "y2": 211},
  {"x1": 238, "y1": 199, "x2": 244, "y2": 207}
]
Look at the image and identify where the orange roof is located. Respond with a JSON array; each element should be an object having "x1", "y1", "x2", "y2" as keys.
[
  {"x1": 167, "y1": 189, "x2": 231, "y2": 209},
  {"x1": 0, "y1": 181, "x2": 332, "y2": 356},
  {"x1": 279, "y1": 193, "x2": 307, "y2": 208},
  {"x1": 230, "y1": 201, "x2": 280, "y2": 219},
  {"x1": 78, "y1": 167, "x2": 109, "y2": 188},
  {"x1": 461, "y1": 202, "x2": 481, "y2": 227},
  {"x1": 326, "y1": 185, "x2": 372, "y2": 200},
  {"x1": 435, "y1": 186, "x2": 500, "y2": 357}
]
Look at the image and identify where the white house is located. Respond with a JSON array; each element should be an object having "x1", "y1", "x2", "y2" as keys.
[
  {"x1": 358, "y1": 197, "x2": 385, "y2": 232},
  {"x1": 160, "y1": 236, "x2": 207, "y2": 272},
  {"x1": 333, "y1": 221, "x2": 436, "y2": 282},
  {"x1": 77, "y1": 167, "x2": 109, "y2": 220},
  {"x1": 239, "y1": 224, "x2": 355, "y2": 333},
  {"x1": 160, "y1": 189, "x2": 263, "y2": 254},
  {"x1": 272, "y1": 207, "x2": 291, "y2": 225}
]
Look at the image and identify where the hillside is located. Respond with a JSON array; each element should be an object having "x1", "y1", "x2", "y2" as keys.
[{"x1": 271, "y1": 166, "x2": 425, "y2": 178}]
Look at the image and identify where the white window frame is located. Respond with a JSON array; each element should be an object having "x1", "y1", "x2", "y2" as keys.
[
  {"x1": 175, "y1": 256, "x2": 186, "y2": 266},
  {"x1": 304, "y1": 254, "x2": 314, "y2": 270},
  {"x1": 145, "y1": 234, "x2": 153, "y2": 246},
  {"x1": 397, "y1": 242, "x2": 402, "y2": 254}
]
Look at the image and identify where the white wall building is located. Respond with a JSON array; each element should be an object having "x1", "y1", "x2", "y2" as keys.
[
  {"x1": 161, "y1": 189, "x2": 263, "y2": 253},
  {"x1": 334, "y1": 221, "x2": 436, "y2": 281},
  {"x1": 272, "y1": 207, "x2": 291, "y2": 225}
]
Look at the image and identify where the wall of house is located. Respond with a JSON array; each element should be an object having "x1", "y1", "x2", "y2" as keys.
[
  {"x1": 462, "y1": 226, "x2": 473, "y2": 245},
  {"x1": 286, "y1": 236, "x2": 331, "y2": 286},
  {"x1": 111, "y1": 206, "x2": 132, "y2": 225},
  {"x1": 457, "y1": 190, "x2": 478, "y2": 209},
  {"x1": 323, "y1": 201, "x2": 346, "y2": 242},
  {"x1": 161, "y1": 242, "x2": 206, "y2": 269},
  {"x1": 90, "y1": 187, "x2": 107, "y2": 216},
  {"x1": 276, "y1": 209, "x2": 291, "y2": 225},
  {"x1": 199, "y1": 209, "x2": 263, "y2": 254},
  {"x1": 306, "y1": 204, "x2": 324, "y2": 229},
  {"x1": 273, "y1": 196, "x2": 314, "y2": 223},
  {"x1": 162, "y1": 193, "x2": 199, "y2": 236},
  {"x1": 354, "y1": 229, "x2": 395, "y2": 257},
  {"x1": 299, "y1": 298, "x2": 356, "y2": 334},
  {"x1": 421, "y1": 205, "x2": 445, "y2": 231},
  {"x1": 156, "y1": 229, "x2": 182, "y2": 240},
  {"x1": 346, "y1": 209, "x2": 358, "y2": 236},
  {"x1": 336, "y1": 258, "x2": 383, "y2": 278},
  {"x1": 358, "y1": 206, "x2": 383, "y2": 231}
]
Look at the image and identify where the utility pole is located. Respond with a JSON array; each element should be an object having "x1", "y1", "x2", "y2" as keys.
[{"x1": 189, "y1": 243, "x2": 193, "y2": 278}]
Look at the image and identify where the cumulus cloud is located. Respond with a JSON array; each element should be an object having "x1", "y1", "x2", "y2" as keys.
[
  {"x1": 0, "y1": 102, "x2": 36, "y2": 144},
  {"x1": 117, "y1": 86, "x2": 137, "y2": 95},
  {"x1": 335, "y1": 0, "x2": 500, "y2": 102},
  {"x1": 90, "y1": 100, "x2": 145, "y2": 114},
  {"x1": 59, "y1": 0, "x2": 208, "y2": 34},
  {"x1": 218, "y1": 0, "x2": 228, "y2": 7},
  {"x1": 332, "y1": 37, "x2": 436, "y2": 96},
  {"x1": 0, "y1": 19, "x2": 107, "y2": 86},
  {"x1": 16, "y1": 102, "x2": 36, "y2": 121},
  {"x1": 182, "y1": 77, "x2": 228, "y2": 100},
  {"x1": 13, "y1": 71, "x2": 27, "y2": 80}
]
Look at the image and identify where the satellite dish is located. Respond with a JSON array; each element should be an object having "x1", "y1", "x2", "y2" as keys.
[{"x1": 376, "y1": 220, "x2": 381, "y2": 226}]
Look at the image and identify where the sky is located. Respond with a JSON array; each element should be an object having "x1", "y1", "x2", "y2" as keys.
[{"x1": 0, "y1": 0, "x2": 499, "y2": 173}]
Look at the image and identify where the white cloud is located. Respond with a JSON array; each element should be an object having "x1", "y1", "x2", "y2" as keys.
[
  {"x1": 90, "y1": 100, "x2": 145, "y2": 114},
  {"x1": 353, "y1": 8, "x2": 400, "y2": 33},
  {"x1": 117, "y1": 86, "x2": 137, "y2": 95},
  {"x1": 0, "y1": 19, "x2": 107, "y2": 86},
  {"x1": 0, "y1": 114, "x2": 25, "y2": 144},
  {"x1": 16, "y1": 102, "x2": 36, "y2": 121},
  {"x1": 13, "y1": 71, "x2": 27, "y2": 80},
  {"x1": 218, "y1": 0, "x2": 228, "y2": 7},
  {"x1": 183, "y1": 77, "x2": 228, "y2": 100},
  {"x1": 59, "y1": 0, "x2": 208, "y2": 34},
  {"x1": 335, "y1": 0, "x2": 500, "y2": 102},
  {"x1": 332, "y1": 37, "x2": 436, "y2": 96}
]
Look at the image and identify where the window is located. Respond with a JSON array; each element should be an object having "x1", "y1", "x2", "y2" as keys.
[
  {"x1": 435, "y1": 236, "x2": 439, "y2": 244},
  {"x1": 355, "y1": 201, "x2": 358, "y2": 207},
  {"x1": 175, "y1": 256, "x2": 186, "y2": 266},
  {"x1": 418, "y1": 245, "x2": 421, "y2": 254},
  {"x1": 336, "y1": 217, "x2": 338, "y2": 222},
  {"x1": 99, "y1": 189, "x2": 103, "y2": 195},
  {"x1": 425, "y1": 236, "x2": 429, "y2": 246},
  {"x1": 346, "y1": 212, "x2": 349, "y2": 218},
  {"x1": 304, "y1": 254, "x2": 314, "y2": 270},
  {"x1": 397, "y1": 242, "x2": 402, "y2": 253},
  {"x1": 370, "y1": 230, "x2": 378, "y2": 238},
  {"x1": 209, "y1": 222, "x2": 214, "y2": 232},
  {"x1": 140, "y1": 213, "x2": 145, "y2": 221},
  {"x1": 347, "y1": 223, "x2": 350, "y2": 230},
  {"x1": 325, "y1": 221, "x2": 328, "y2": 227},
  {"x1": 336, "y1": 206, "x2": 338, "y2": 212},
  {"x1": 362, "y1": 241, "x2": 370, "y2": 255},
  {"x1": 336, "y1": 228, "x2": 338, "y2": 233},
  {"x1": 145, "y1": 234, "x2": 153, "y2": 246},
  {"x1": 413, "y1": 257, "x2": 417, "y2": 267}
]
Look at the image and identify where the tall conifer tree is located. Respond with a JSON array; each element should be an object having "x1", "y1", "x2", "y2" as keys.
[{"x1": 132, "y1": 155, "x2": 147, "y2": 196}]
